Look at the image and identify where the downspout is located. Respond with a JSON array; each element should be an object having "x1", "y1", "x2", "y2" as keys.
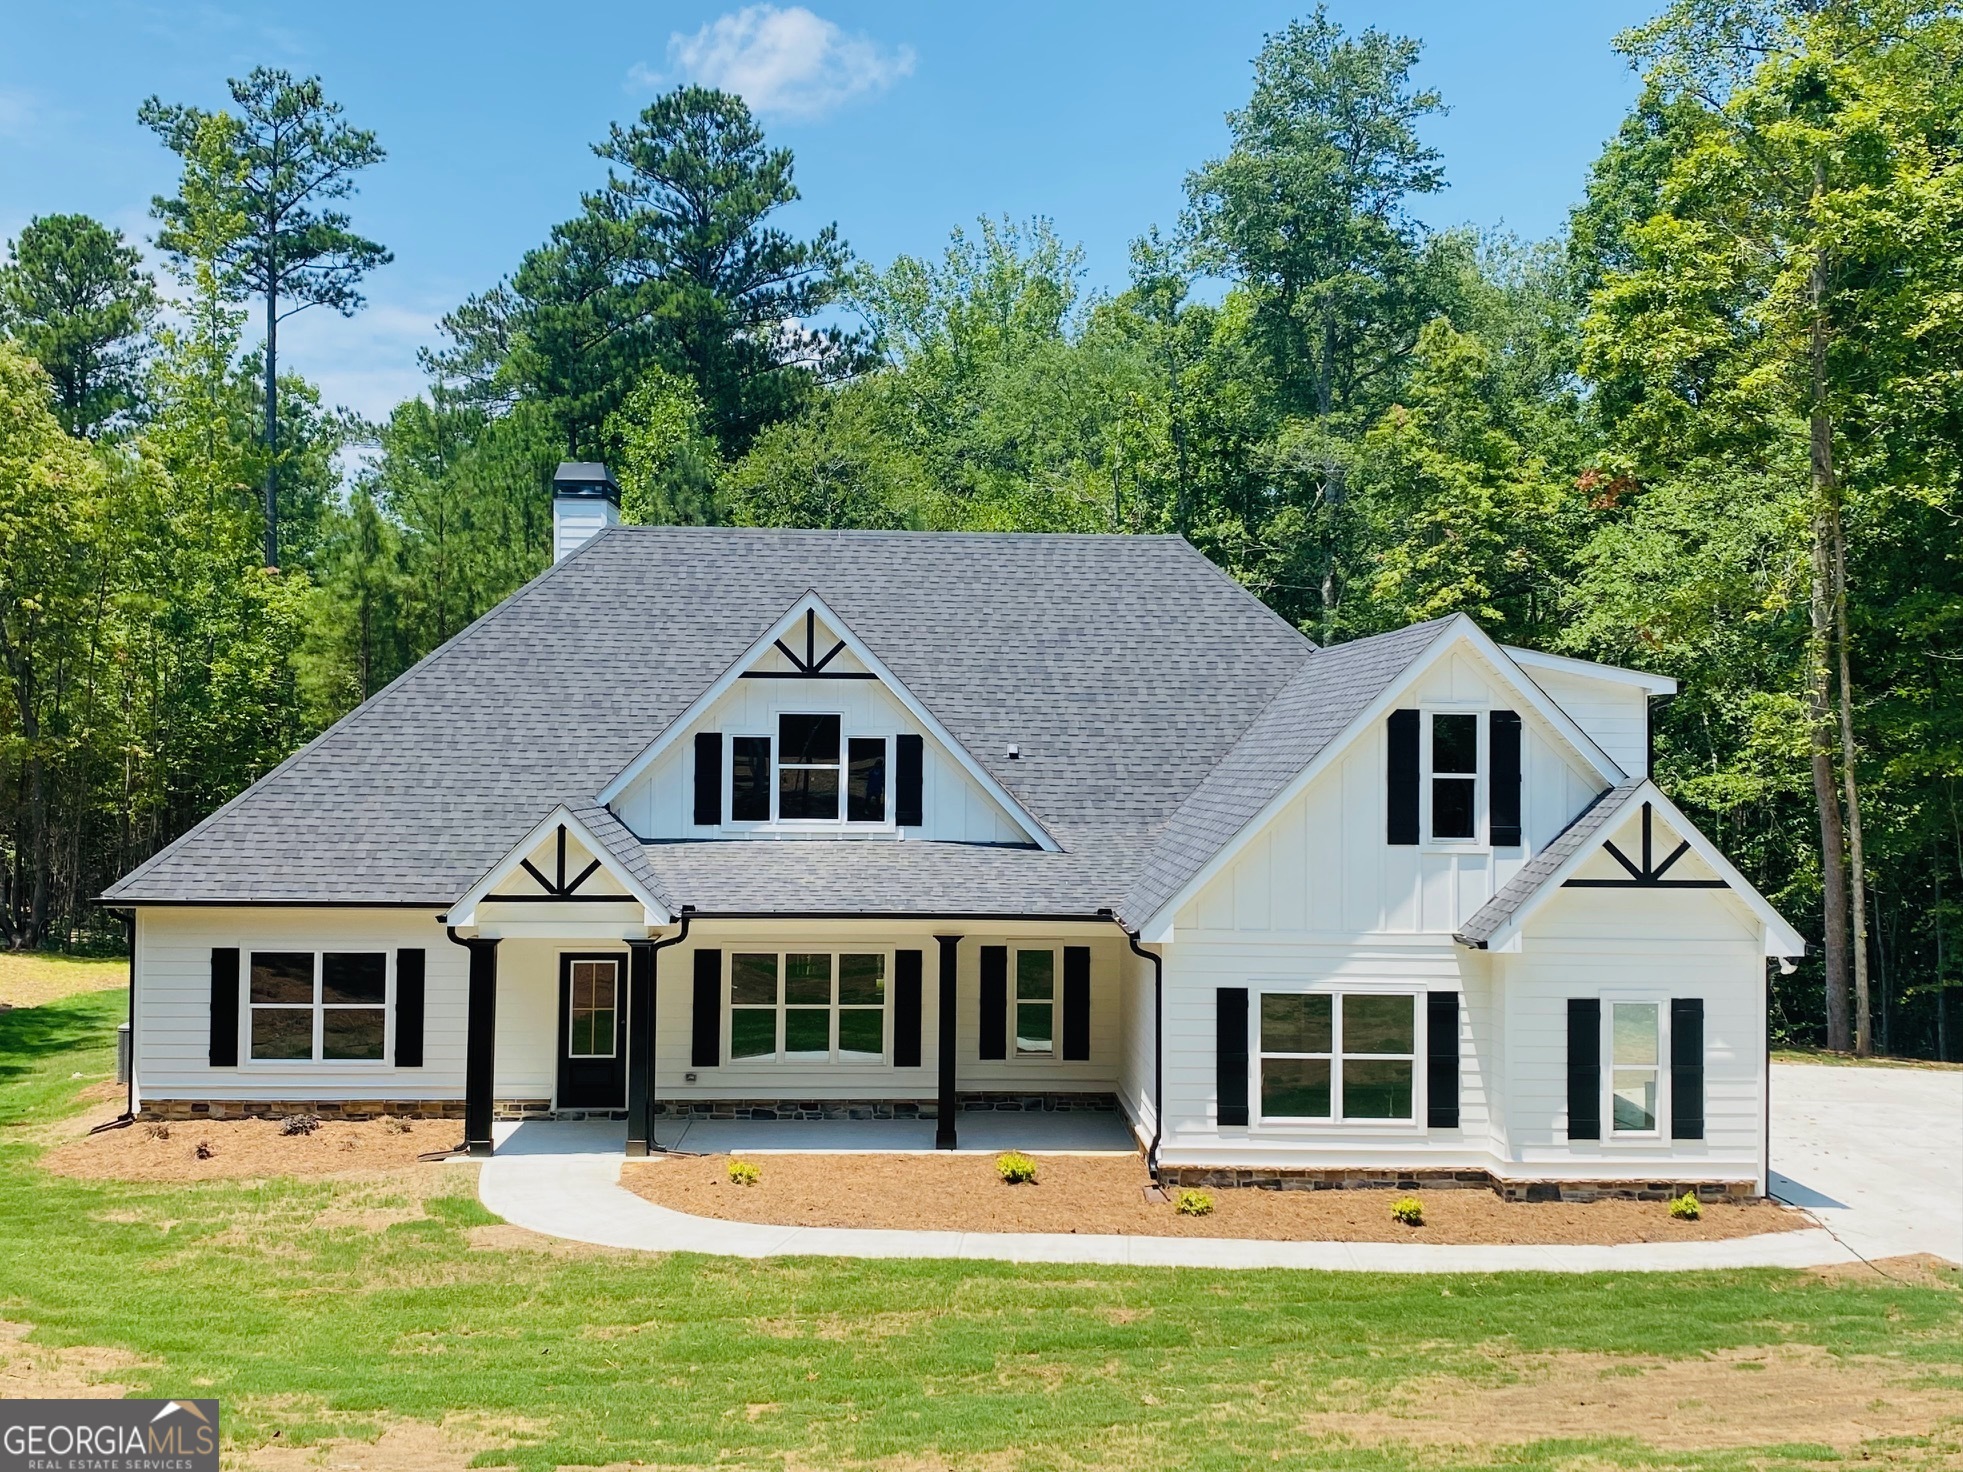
[
  {"x1": 123, "y1": 911, "x2": 136, "y2": 1122},
  {"x1": 639, "y1": 910, "x2": 693, "y2": 1153},
  {"x1": 1121, "y1": 925, "x2": 1165, "y2": 1183}
]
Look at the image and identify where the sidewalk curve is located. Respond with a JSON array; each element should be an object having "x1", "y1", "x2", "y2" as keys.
[{"x1": 477, "y1": 1151, "x2": 1859, "y2": 1273}]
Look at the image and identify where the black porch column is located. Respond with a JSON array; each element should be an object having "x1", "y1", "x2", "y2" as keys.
[
  {"x1": 935, "y1": 934, "x2": 961, "y2": 1149},
  {"x1": 624, "y1": 939, "x2": 656, "y2": 1157},
  {"x1": 461, "y1": 936, "x2": 501, "y2": 1157}
]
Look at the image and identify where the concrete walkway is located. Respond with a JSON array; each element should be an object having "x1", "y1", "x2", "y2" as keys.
[
  {"x1": 475, "y1": 1119, "x2": 1856, "y2": 1273},
  {"x1": 1769, "y1": 1060, "x2": 1963, "y2": 1265}
]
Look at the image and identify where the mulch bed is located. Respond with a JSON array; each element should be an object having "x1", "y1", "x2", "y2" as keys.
[
  {"x1": 41, "y1": 1112, "x2": 460, "y2": 1182},
  {"x1": 622, "y1": 1152, "x2": 1809, "y2": 1244}
]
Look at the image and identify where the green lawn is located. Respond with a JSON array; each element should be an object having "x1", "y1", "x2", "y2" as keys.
[{"x1": 3, "y1": 991, "x2": 1960, "y2": 1471}]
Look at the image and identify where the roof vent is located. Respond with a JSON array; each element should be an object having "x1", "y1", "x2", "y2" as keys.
[{"x1": 551, "y1": 462, "x2": 620, "y2": 563}]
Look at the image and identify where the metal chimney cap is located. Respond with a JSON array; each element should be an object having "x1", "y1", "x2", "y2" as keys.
[{"x1": 552, "y1": 462, "x2": 620, "y2": 503}]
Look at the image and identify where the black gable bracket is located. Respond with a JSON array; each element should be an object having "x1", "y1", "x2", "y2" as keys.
[
  {"x1": 499, "y1": 824, "x2": 615, "y2": 901},
  {"x1": 1562, "y1": 802, "x2": 1729, "y2": 889},
  {"x1": 743, "y1": 606, "x2": 878, "y2": 679}
]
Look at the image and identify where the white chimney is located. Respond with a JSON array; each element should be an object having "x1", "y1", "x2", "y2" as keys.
[{"x1": 551, "y1": 462, "x2": 621, "y2": 562}]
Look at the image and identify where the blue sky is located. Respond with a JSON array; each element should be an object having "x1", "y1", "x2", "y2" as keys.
[{"x1": 1, "y1": 2, "x2": 1655, "y2": 422}]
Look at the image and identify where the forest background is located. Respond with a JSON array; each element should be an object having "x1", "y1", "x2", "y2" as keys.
[{"x1": 4, "y1": 0, "x2": 1960, "y2": 1058}]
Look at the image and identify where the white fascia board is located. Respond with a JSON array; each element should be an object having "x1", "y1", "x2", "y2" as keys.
[
  {"x1": 1502, "y1": 644, "x2": 1679, "y2": 696},
  {"x1": 446, "y1": 804, "x2": 669, "y2": 928},
  {"x1": 1477, "y1": 780, "x2": 1806, "y2": 958},
  {"x1": 594, "y1": 590, "x2": 1060, "y2": 852},
  {"x1": 1134, "y1": 616, "x2": 1625, "y2": 942}
]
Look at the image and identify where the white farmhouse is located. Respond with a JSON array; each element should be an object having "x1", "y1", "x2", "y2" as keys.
[{"x1": 103, "y1": 464, "x2": 1803, "y2": 1199}]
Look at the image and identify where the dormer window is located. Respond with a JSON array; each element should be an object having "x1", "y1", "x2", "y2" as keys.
[{"x1": 715, "y1": 714, "x2": 890, "y2": 827}]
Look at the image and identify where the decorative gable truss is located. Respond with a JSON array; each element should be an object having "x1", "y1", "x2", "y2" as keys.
[
  {"x1": 445, "y1": 803, "x2": 672, "y2": 931},
  {"x1": 599, "y1": 591, "x2": 1059, "y2": 849},
  {"x1": 1454, "y1": 779, "x2": 1805, "y2": 958}
]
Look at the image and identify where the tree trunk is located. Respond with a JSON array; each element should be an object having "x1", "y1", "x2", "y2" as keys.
[
  {"x1": 263, "y1": 287, "x2": 279, "y2": 568},
  {"x1": 1807, "y1": 189, "x2": 1852, "y2": 1052},
  {"x1": 1831, "y1": 500, "x2": 1873, "y2": 1054}
]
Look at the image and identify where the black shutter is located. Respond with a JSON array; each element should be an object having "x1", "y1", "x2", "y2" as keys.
[
  {"x1": 1489, "y1": 709, "x2": 1522, "y2": 846},
  {"x1": 1217, "y1": 987, "x2": 1249, "y2": 1126},
  {"x1": 893, "y1": 949, "x2": 923, "y2": 1067},
  {"x1": 1426, "y1": 991, "x2": 1460, "y2": 1128},
  {"x1": 896, "y1": 734, "x2": 924, "y2": 827},
  {"x1": 394, "y1": 948, "x2": 426, "y2": 1068},
  {"x1": 209, "y1": 947, "x2": 239, "y2": 1067},
  {"x1": 1387, "y1": 709, "x2": 1420, "y2": 845},
  {"x1": 1062, "y1": 946, "x2": 1091, "y2": 1061},
  {"x1": 978, "y1": 945, "x2": 1007, "y2": 1060},
  {"x1": 1567, "y1": 997, "x2": 1601, "y2": 1140},
  {"x1": 1671, "y1": 997, "x2": 1705, "y2": 1139},
  {"x1": 693, "y1": 732, "x2": 722, "y2": 826},
  {"x1": 690, "y1": 949, "x2": 721, "y2": 1068}
]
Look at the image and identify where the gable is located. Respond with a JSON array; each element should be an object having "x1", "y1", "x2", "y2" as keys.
[
  {"x1": 1171, "y1": 642, "x2": 1606, "y2": 938},
  {"x1": 603, "y1": 594, "x2": 1053, "y2": 848},
  {"x1": 446, "y1": 805, "x2": 670, "y2": 929}
]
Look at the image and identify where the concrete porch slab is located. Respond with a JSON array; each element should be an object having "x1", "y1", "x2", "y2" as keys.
[{"x1": 655, "y1": 1111, "x2": 1137, "y2": 1155}]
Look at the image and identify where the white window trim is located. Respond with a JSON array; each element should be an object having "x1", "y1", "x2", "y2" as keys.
[
  {"x1": 1602, "y1": 993, "x2": 1670, "y2": 1142},
  {"x1": 242, "y1": 948, "x2": 393, "y2": 1068},
  {"x1": 1420, "y1": 703, "x2": 1488, "y2": 851},
  {"x1": 723, "y1": 947, "x2": 894, "y2": 1065},
  {"x1": 1011, "y1": 946, "x2": 1059, "y2": 1059},
  {"x1": 1251, "y1": 983, "x2": 1426, "y2": 1130},
  {"x1": 721, "y1": 721, "x2": 898, "y2": 833}
]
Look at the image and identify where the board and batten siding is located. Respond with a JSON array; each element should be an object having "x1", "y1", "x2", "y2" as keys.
[
  {"x1": 610, "y1": 666, "x2": 1026, "y2": 845},
  {"x1": 133, "y1": 907, "x2": 464, "y2": 1106},
  {"x1": 1174, "y1": 649, "x2": 1602, "y2": 941}
]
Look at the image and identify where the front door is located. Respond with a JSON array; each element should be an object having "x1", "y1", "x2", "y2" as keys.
[{"x1": 557, "y1": 953, "x2": 627, "y2": 1110}]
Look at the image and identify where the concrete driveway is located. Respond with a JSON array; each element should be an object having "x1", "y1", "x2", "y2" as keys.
[{"x1": 1771, "y1": 1061, "x2": 1963, "y2": 1265}]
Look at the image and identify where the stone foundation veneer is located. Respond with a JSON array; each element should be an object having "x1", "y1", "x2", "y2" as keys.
[
  {"x1": 648, "y1": 1092, "x2": 1121, "y2": 1122},
  {"x1": 139, "y1": 1098, "x2": 465, "y2": 1122},
  {"x1": 1155, "y1": 1164, "x2": 1758, "y2": 1205}
]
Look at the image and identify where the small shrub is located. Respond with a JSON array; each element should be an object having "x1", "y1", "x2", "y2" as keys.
[
  {"x1": 1669, "y1": 1190, "x2": 1702, "y2": 1221},
  {"x1": 726, "y1": 1159, "x2": 761, "y2": 1186},
  {"x1": 279, "y1": 1113, "x2": 320, "y2": 1137},
  {"x1": 1174, "y1": 1188, "x2": 1214, "y2": 1217},
  {"x1": 194, "y1": 1140, "x2": 215, "y2": 1160},
  {"x1": 1390, "y1": 1196, "x2": 1425, "y2": 1227},
  {"x1": 996, "y1": 1151, "x2": 1038, "y2": 1184},
  {"x1": 143, "y1": 1121, "x2": 170, "y2": 1142},
  {"x1": 382, "y1": 1117, "x2": 412, "y2": 1135}
]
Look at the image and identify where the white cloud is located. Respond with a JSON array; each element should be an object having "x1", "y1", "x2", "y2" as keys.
[
  {"x1": 0, "y1": 87, "x2": 37, "y2": 141},
  {"x1": 638, "y1": 5, "x2": 915, "y2": 120}
]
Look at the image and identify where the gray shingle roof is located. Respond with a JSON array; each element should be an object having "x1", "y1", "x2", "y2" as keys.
[
  {"x1": 1453, "y1": 777, "x2": 1642, "y2": 947},
  {"x1": 110, "y1": 527, "x2": 1398, "y2": 918},
  {"x1": 1119, "y1": 618, "x2": 1452, "y2": 927}
]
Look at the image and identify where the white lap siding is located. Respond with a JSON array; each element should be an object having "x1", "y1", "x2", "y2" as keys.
[
  {"x1": 132, "y1": 907, "x2": 464, "y2": 1106},
  {"x1": 1116, "y1": 944, "x2": 1157, "y2": 1147},
  {"x1": 1496, "y1": 885, "x2": 1767, "y2": 1189},
  {"x1": 647, "y1": 925, "x2": 1124, "y2": 1103}
]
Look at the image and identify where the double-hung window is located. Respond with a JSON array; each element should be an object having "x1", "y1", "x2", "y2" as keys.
[
  {"x1": 729, "y1": 951, "x2": 887, "y2": 1062},
  {"x1": 1014, "y1": 949, "x2": 1055, "y2": 1055},
  {"x1": 1258, "y1": 991, "x2": 1416, "y2": 1122},
  {"x1": 1427, "y1": 712, "x2": 1480, "y2": 840},
  {"x1": 1610, "y1": 1001, "x2": 1661, "y2": 1133},
  {"x1": 728, "y1": 715, "x2": 889, "y2": 825},
  {"x1": 248, "y1": 950, "x2": 388, "y2": 1062}
]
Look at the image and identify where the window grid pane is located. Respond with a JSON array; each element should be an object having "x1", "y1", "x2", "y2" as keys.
[
  {"x1": 847, "y1": 739, "x2": 886, "y2": 823},
  {"x1": 731, "y1": 737, "x2": 772, "y2": 822},
  {"x1": 728, "y1": 951, "x2": 889, "y2": 1062},
  {"x1": 1015, "y1": 1001, "x2": 1053, "y2": 1055},
  {"x1": 1261, "y1": 1057, "x2": 1331, "y2": 1118},
  {"x1": 1432, "y1": 713, "x2": 1478, "y2": 773},
  {"x1": 1431, "y1": 777, "x2": 1476, "y2": 839},
  {"x1": 251, "y1": 1007, "x2": 312, "y2": 1061},
  {"x1": 1015, "y1": 950, "x2": 1054, "y2": 1000}
]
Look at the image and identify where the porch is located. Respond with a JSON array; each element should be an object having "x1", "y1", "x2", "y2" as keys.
[{"x1": 488, "y1": 1109, "x2": 1138, "y2": 1158}]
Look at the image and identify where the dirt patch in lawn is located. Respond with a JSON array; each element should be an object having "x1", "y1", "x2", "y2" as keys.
[
  {"x1": 41, "y1": 1111, "x2": 464, "y2": 1182},
  {"x1": 1312, "y1": 1342, "x2": 1963, "y2": 1454},
  {"x1": 0, "y1": 1319, "x2": 148, "y2": 1399},
  {"x1": 622, "y1": 1152, "x2": 1805, "y2": 1244},
  {"x1": 0, "y1": 952, "x2": 126, "y2": 1009}
]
